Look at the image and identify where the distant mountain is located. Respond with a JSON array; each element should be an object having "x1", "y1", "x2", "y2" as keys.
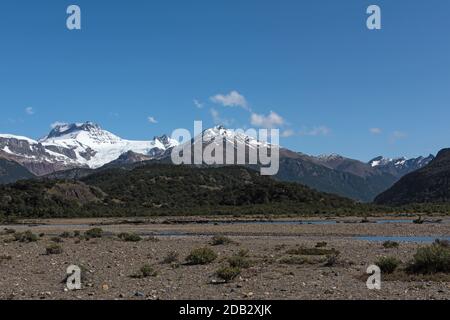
[
  {"x1": 0, "y1": 122, "x2": 178, "y2": 176},
  {"x1": 0, "y1": 123, "x2": 435, "y2": 201},
  {"x1": 375, "y1": 149, "x2": 450, "y2": 206},
  {"x1": 0, "y1": 159, "x2": 35, "y2": 184},
  {"x1": 0, "y1": 164, "x2": 360, "y2": 218},
  {"x1": 369, "y1": 155, "x2": 434, "y2": 177}
]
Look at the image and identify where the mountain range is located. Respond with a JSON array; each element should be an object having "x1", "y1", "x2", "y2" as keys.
[
  {"x1": 0, "y1": 122, "x2": 435, "y2": 202},
  {"x1": 375, "y1": 148, "x2": 450, "y2": 206}
]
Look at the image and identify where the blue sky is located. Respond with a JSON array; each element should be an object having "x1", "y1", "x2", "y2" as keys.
[{"x1": 0, "y1": 0, "x2": 449, "y2": 161}]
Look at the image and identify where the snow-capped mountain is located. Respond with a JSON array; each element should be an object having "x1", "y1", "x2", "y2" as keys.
[
  {"x1": 368, "y1": 155, "x2": 434, "y2": 177},
  {"x1": 0, "y1": 122, "x2": 178, "y2": 175},
  {"x1": 198, "y1": 125, "x2": 272, "y2": 149}
]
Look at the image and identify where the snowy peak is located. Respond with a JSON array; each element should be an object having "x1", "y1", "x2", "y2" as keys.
[
  {"x1": 0, "y1": 122, "x2": 180, "y2": 175},
  {"x1": 45, "y1": 122, "x2": 102, "y2": 139}
]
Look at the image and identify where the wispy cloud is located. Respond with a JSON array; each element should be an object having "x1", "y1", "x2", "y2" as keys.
[
  {"x1": 210, "y1": 108, "x2": 232, "y2": 126},
  {"x1": 210, "y1": 91, "x2": 249, "y2": 110},
  {"x1": 370, "y1": 127, "x2": 382, "y2": 135},
  {"x1": 250, "y1": 111, "x2": 285, "y2": 128},
  {"x1": 25, "y1": 107, "x2": 34, "y2": 115},
  {"x1": 390, "y1": 130, "x2": 407, "y2": 143},
  {"x1": 281, "y1": 129, "x2": 295, "y2": 138},
  {"x1": 193, "y1": 99, "x2": 204, "y2": 109},
  {"x1": 300, "y1": 126, "x2": 331, "y2": 137},
  {"x1": 50, "y1": 121, "x2": 68, "y2": 129},
  {"x1": 147, "y1": 116, "x2": 158, "y2": 124}
]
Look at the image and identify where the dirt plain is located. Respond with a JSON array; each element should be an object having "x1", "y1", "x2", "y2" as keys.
[{"x1": 1, "y1": 216, "x2": 450, "y2": 300}]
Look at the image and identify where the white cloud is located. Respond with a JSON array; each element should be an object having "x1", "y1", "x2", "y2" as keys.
[
  {"x1": 370, "y1": 127, "x2": 382, "y2": 135},
  {"x1": 147, "y1": 116, "x2": 158, "y2": 124},
  {"x1": 281, "y1": 129, "x2": 295, "y2": 138},
  {"x1": 210, "y1": 108, "x2": 232, "y2": 126},
  {"x1": 392, "y1": 131, "x2": 407, "y2": 139},
  {"x1": 25, "y1": 107, "x2": 34, "y2": 115},
  {"x1": 50, "y1": 121, "x2": 67, "y2": 129},
  {"x1": 300, "y1": 126, "x2": 331, "y2": 137},
  {"x1": 250, "y1": 111, "x2": 285, "y2": 128},
  {"x1": 193, "y1": 99, "x2": 204, "y2": 109},
  {"x1": 210, "y1": 91, "x2": 249, "y2": 110}
]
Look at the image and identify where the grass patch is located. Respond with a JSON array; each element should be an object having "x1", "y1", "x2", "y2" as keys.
[
  {"x1": 383, "y1": 241, "x2": 399, "y2": 249},
  {"x1": 215, "y1": 266, "x2": 241, "y2": 283},
  {"x1": 286, "y1": 247, "x2": 339, "y2": 256},
  {"x1": 118, "y1": 232, "x2": 142, "y2": 242},
  {"x1": 13, "y1": 231, "x2": 38, "y2": 243},
  {"x1": 407, "y1": 243, "x2": 450, "y2": 274},
  {"x1": 131, "y1": 264, "x2": 158, "y2": 278},
  {"x1": 228, "y1": 255, "x2": 253, "y2": 269},
  {"x1": 186, "y1": 247, "x2": 217, "y2": 265},
  {"x1": 162, "y1": 251, "x2": 179, "y2": 264},
  {"x1": 315, "y1": 242, "x2": 328, "y2": 248},
  {"x1": 46, "y1": 244, "x2": 63, "y2": 255},
  {"x1": 211, "y1": 235, "x2": 233, "y2": 246},
  {"x1": 376, "y1": 256, "x2": 401, "y2": 274},
  {"x1": 60, "y1": 232, "x2": 72, "y2": 238},
  {"x1": 0, "y1": 254, "x2": 12, "y2": 261},
  {"x1": 279, "y1": 256, "x2": 311, "y2": 265},
  {"x1": 84, "y1": 228, "x2": 103, "y2": 239},
  {"x1": 51, "y1": 236, "x2": 64, "y2": 243}
]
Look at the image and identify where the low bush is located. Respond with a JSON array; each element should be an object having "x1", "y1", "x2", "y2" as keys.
[
  {"x1": 162, "y1": 251, "x2": 179, "y2": 264},
  {"x1": 286, "y1": 247, "x2": 339, "y2": 256},
  {"x1": 132, "y1": 264, "x2": 158, "y2": 278},
  {"x1": 118, "y1": 232, "x2": 142, "y2": 242},
  {"x1": 13, "y1": 231, "x2": 38, "y2": 243},
  {"x1": 84, "y1": 228, "x2": 103, "y2": 239},
  {"x1": 376, "y1": 256, "x2": 401, "y2": 274},
  {"x1": 228, "y1": 255, "x2": 252, "y2": 269},
  {"x1": 46, "y1": 244, "x2": 63, "y2": 255},
  {"x1": 211, "y1": 235, "x2": 233, "y2": 246},
  {"x1": 186, "y1": 247, "x2": 217, "y2": 265},
  {"x1": 383, "y1": 241, "x2": 399, "y2": 249},
  {"x1": 215, "y1": 266, "x2": 241, "y2": 283},
  {"x1": 407, "y1": 244, "x2": 450, "y2": 274}
]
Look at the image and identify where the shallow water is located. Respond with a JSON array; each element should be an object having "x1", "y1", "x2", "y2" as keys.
[{"x1": 355, "y1": 236, "x2": 450, "y2": 243}]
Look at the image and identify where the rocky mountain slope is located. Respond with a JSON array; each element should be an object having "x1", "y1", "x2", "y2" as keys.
[
  {"x1": 0, "y1": 159, "x2": 35, "y2": 184},
  {"x1": 375, "y1": 149, "x2": 450, "y2": 205}
]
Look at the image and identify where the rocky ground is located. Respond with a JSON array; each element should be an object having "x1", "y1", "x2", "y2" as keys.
[{"x1": 1, "y1": 216, "x2": 450, "y2": 300}]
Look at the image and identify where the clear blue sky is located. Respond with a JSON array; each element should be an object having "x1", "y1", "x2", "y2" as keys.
[{"x1": 0, "y1": 0, "x2": 449, "y2": 161}]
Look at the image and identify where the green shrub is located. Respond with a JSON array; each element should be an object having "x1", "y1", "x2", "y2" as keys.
[
  {"x1": 279, "y1": 256, "x2": 309, "y2": 265},
  {"x1": 211, "y1": 235, "x2": 233, "y2": 246},
  {"x1": 216, "y1": 266, "x2": 241, "y2": 282},
  {"x1": 0, "y1": 254, "x2": 12, "y2": 261},
  {"x1": 60, "y1": 232, "x2": 72, "y2": 238},
  {"x1": 315, "y1": 242, "x2": 328, "y2": 248},
  {"x1": 84, "y1": 228, "x2": 103, "y2": 239},
  {"x1": 376, "y1": 256, "x2": 401, "y2": 274},
  {"x1": 324, "y1": 254, "x2": 339, "y2": 267},
  {"x1": 132, "y1": 264, "x2": 157, "y2": 278},
  {"x1": 162, "y1": 251, "x2": 179, "y2": 264},
  {"x1": 383, "y1": 241, "x2": 399, "y2": 249},
  {"x1": 46, "y1": 244, "x2": 63, "y2": 255},
  {"x1": 51, "y1": 236, "x2": 63, "y2": 243},
  {"x1": 118, "y1": 232, "x2": 142, "y2": 242},
  {"x1": 4, "y1": 228, "x2": 16, "y2": 235},
  {"x1": 228, "y1": 255, "x2": 252, "y2": 269},
  {"x1": 286, "y1": 247, "x2": 339, "y2": 256},
  {"x1": 408, "y1": 244, "x2": 450, "y2": 274},
  {"x1": 74, "y1": 231, "x2": 81, "y2": 237},
  {"x1": 186, "y1": 247, "x2": 217, "y2": 265},
  {"x1": 13, "y1": 231, "x2": 38, "y2": 243},
  {"x1": 434, "y1": 239, "x2": 450, "y2": 248}
]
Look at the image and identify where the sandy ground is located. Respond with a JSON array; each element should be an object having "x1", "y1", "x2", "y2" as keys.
[{"x1": 1, "y1": 216, "x2": 450, "y2": 300}]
